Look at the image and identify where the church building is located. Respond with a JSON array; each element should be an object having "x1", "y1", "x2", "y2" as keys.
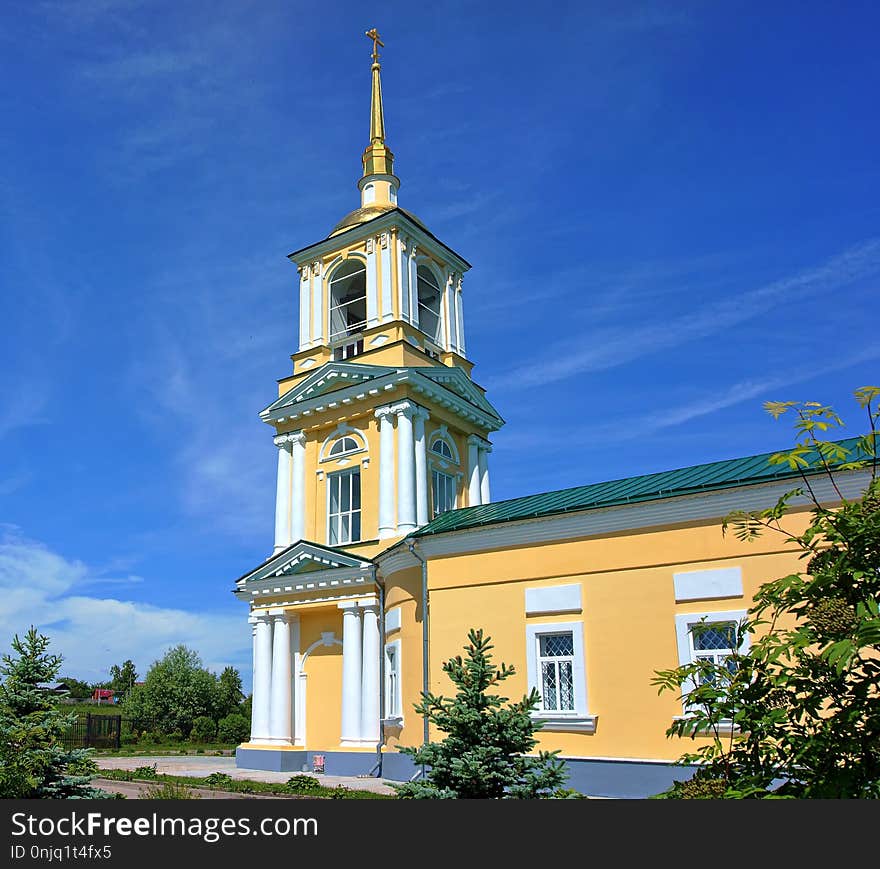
[{"x1": 232, "y1": 33, "x2": 870, "y2": 798}]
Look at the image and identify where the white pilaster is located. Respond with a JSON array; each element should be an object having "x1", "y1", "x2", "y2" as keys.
[
  {"x1": 251, "y1": 613, "x2": 273, "y2": 743},
  {"x1": 414, "y1": 407, "x2": 430, "y2": 526},
  {"x1": 339, "y1": 602, "x2": 363, "y2": 745},
  {"x1": 298, "y1": 266, "x2": 311, "y2": 350},
  {"x1": 289, "y1": 431, "x2": 306, "y2": 543},
  {"x1": 360, "y1": 599, "x2": 381, "y2": 744},
  {"x1": 376, "y1": 406, "x2": 396, "y2": 539},
  {"x1": 311, "y1": 261, "x2": 323, "y2": 344},
  {"x1": 455, "y1": 278, "x2": 466, "y2": 356},
  {"x1": 268, "y1": 610, "x2": 293, "y2": 744},
  {"x1": 441, "y1": 272, "x2": 452, "y2": 351},
  {"x1": 467, "y1": 434, "x2": 481, "y2": 507},
  {"x1": 449, "y1": 272, "x2": 460, "y2": 352},
  {"x1": 366, "y1": 237, "x2": 379, "y2": 327},
  {"x1": 408, "y1": 246, "x2": 419, "y2": 329},
  {"x1": 399, "y1": 236, "x2": 411, "y2": 323},
  {"x1": 273, "y1": 435, "x2": 292, "y2": 553},
  {"x1": 395, "y1": 402, "x2": 417, "y2": 533},
  {"x1": 479, "y1": 442, "x2": 492, "y2": 505},
  {"x1": 380, "y1": 232, "x2": 393, "y2": 322}
]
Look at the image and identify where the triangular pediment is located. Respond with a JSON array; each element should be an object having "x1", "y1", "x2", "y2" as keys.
[
  {"x1": 261, "y1": 362, "x2": 395, "y2": 420},
  {"x1": 234, "y1": 540, "x2": 374, "y2": 588},
  {"x1": 411, "y1": 367, "x2": 503, "y2": 421}
]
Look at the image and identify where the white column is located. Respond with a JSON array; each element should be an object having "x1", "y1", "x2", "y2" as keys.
[
  {"x1": 360, "y1": 599, "x2": 381, "y2": 744},
  {"x1": 448, "y1": 272, "x2": 460, "y2": 353},
  {"x1": 455, "y1": 278, "x2": 466, "y2": 356},
  {"x1": 311, "y1": 261, "x2": 323, "y2": 344},
  {"x1": 366, "y1": 238, "x2": 379, "y2": 327},
  {"x1": 399, "y1": 236, "x2": 411, "y2": 322},
  {"x1": 290, "y1": 432, "x2": 306, "y2": 543},
  {"x1": 414, "y1": 407, "x2": 430, "y2": 526},
  {"x1": 409, "y1": 247, "x2": 419, "y2": 329},
  {"x1": 376, "y1": 407, "x2": 396, "y2": 539},
  {"x1": 396, "y1": 403, "x2": 417, "y2": 533},
  {"x1": 273, "y1": 435, "x2": 292, "y2": 553},
  {"x1": 268, "y1": 610, "x2": 292, "y2": 744},
  {"x1": 479, "y1": 443, "x2": 492, "y2": 504},
  {"x1": 251, "y1": 613, "x2": 273, "y2": 742},
  {"x1": 467, "y1": 435, "x2": 481, "y2": 507},
  {"x1": 298, "y1": 266, "x2": 311, "y2": 350},
  {"x1": 380, "y1": 233, "x2": 393, "y2": 322},
  {"x1": 339, "y1": 602, "x2": 363, "y2": 745}
]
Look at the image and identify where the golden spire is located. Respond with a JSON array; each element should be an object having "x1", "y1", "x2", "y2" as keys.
[{"x1": 362, "y1": 28, "x2": 394, "y2": 179}]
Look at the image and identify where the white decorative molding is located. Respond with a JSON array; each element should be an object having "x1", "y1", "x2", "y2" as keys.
[
  {"x1": 299, "y1": 358, "x2": 317, "y2": 370},
  {"x1": 525, "y1": 584, "x2": 582, "y2": 616},
  {"x1": 531, "y1": 714, "x2": 598, "y2": 734},
  {"x1": 673, "y1": 567, "x2": 743, "y2": 602},
  {"x1": 384, "y1": 606, "x2": 402, "y2": 633},
  {"x1": 369, "y1": 333, "x2": 389, "y2": 347}
]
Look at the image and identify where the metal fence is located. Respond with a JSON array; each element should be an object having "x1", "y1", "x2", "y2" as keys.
[{"x1": 62, "y1": 714, "x2": 122, "y2": 750}]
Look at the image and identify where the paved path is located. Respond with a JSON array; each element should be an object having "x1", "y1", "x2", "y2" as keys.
[{"x1": 97, "y1": 755, "x2": 396, "y2": 795}]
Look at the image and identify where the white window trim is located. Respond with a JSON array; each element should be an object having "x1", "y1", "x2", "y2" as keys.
[
  {"x1": 326, "y1": 467, "x2": 362, "y2": 546},
  {"x1": 673, "y1": 609, "x2": 749, "y2": 719},
  {"x1": 431, "y1": 467, "x2": 457, "y2": 518},
  {"x1": 318, "y1": 426, "x2": 368, "y2": 464},
  {"x1": 382, "y1": 638, "x2": 403, "y2": 726},
  {"x1": 427, "y1": 425, "x2": 460, "y2": 465},
  {"x1": 525, "y1": 621, "x2": 597, "y2": 733}
]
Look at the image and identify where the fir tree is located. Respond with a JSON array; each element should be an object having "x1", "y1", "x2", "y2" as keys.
[
  {"x1": 394, "y1": 628, "x2": 571, "y2": 798},
  {"x1": 0, "y1": 627, "x2": 107, "y2": 798}
]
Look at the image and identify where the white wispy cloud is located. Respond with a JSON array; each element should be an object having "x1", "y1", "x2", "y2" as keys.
[
  {"x1": 0, "y1": 526, "x2": 247, "y2": 683},
  {"x1": 487, "y1": 239, "x2": 880, "y2": 391},
  {"x1": 494, "y1": 346, "x2": 880, "y2": 456}
]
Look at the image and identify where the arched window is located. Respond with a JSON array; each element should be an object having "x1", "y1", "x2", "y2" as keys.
[
  {"x1": 417, "y1": 264, "x2": 443, "y2": 344},
  {"x1": 431, "y1": 438, "x2": 453, "y2": 460},
  {"x1": 328, "y1": 436, "x2": 360, "y2": 457},
  {"x1": 329, "y1": 260, "x2": 367, "y2": 339}
]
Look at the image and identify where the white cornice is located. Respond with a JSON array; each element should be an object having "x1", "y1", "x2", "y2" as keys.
[
  {"x1": 287, "y1": 210, "x2": 471, "y2": 275},
  {"x1": 234, "y1": 567, "x2": 376, "y2": 601}
]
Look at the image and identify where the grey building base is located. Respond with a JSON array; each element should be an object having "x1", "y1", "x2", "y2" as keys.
[
  {"x1": 236, "y1": 747, "x2": 380, "y2": 777},
  {"x1": 236, "y1": 747, "x2": 697, "y2": 798}
]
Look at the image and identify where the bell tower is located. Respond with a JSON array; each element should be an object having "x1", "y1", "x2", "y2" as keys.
[{"x1": 259, "y1": 31, "x2": 504, "y2": 557}]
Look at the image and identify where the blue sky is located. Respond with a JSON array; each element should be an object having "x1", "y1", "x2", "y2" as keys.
[{"x1": 1, "y1": 1, "x2": 878, "y2": 688}]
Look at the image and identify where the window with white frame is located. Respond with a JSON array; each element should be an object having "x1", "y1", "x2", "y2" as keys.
[
  {"x1": 430, "y1": 438, "x2": 454, "y2": 460},
  {"x1": 416, "y1": 264, "x2": 443, "y2": 344},
  {"x1": 384, "y1": 640, "x2": 401, "y2": 720},
  {"x1": 328, "y1": 436, "x2": 360, "y2": 458},
  {"x1": 329, "y1": 260, "x2": 367, "y2": 339},
  {"x1": 688, "y1": 621, "x2": 739, "y2": 685},
  {"x1": 431, "y1": 469, "x2": 456, "y2": 517},
  {"x1": 524, "y1": 621, "x2": 595, "y2": 731},
  {"x1": 537, "y1": 632, "x2": 576, "y2": 713},
  {"x1": 328, "y1": 468, "x2": 361, "y2": 545},
  {"x1": 673, "y1": 610, "x2": 748, "y2": 704}
]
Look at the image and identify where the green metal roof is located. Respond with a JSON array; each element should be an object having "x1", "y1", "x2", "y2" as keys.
[{"x1": 414, "y1": 437, "x2": 871, "y2": 537}]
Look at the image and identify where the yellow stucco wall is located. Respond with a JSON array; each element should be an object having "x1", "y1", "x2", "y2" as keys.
[{"x1": 381, "y1": 508, "x2": 814, "y2": 761}]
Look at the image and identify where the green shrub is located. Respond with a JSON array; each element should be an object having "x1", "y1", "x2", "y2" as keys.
[
  {"x1": 144, "y1": 730, "x2": 165, "y2": 745},
  {"x1": 191, "y1": 716, "x2": 216, "y2": 743},
  {"x1": 142, "y1": 781, "x2": 198, "y2": 799},
  {"x1": 217, "y1": 713, "x2": 249, "y2": 744},
  {"x1": 204, "y1": 772, "x2": 234, "y2": 789},
  {"x1": 132, "y1": 764, "x2": 159, "y2": 780},
  {"x1": 286, "y1": 774, "x2": 320, "y2": 793},
  {"x1": 165, "y1": 729, "x2": 184, "y2": 744},
  {"x1": 330, "y1": 785, "x2": 351, "y2": 799}
]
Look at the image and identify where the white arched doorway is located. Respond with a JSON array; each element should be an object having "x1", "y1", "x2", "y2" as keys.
[{"x1": 294, "y1": 631, "x2": 342, "y2": 747}]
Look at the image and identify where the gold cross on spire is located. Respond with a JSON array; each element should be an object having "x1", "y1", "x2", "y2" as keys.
[{"x1": 365, "y1": 28, "x2": 384, "y2": 64}]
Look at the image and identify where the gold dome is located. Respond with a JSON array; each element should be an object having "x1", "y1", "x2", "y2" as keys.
[{"x1": 329, "y1": 204, "x2": 427, "y2": 237}]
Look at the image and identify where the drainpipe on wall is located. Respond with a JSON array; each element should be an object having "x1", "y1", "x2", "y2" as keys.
[
  {"x1": 406, "y1": 539, "x2": 429, "y2": 781},
  {"x1": 368, "y1": 564, "x2": 385, "y2": 778}
]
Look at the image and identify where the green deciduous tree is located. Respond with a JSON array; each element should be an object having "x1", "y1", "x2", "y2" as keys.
[
  {"x1": 217, "y1": 666, "x2": 244, "y2": 718},
  {"x1": 108, "y1": 660, "x2": 138, "y2": 697},
  {"x1": 123, "y1": 645, "x2": 219, "y2": 737},
  {"x1": 0, "y1": 627, "x2": 107, "y2": 798},
  {"x1": 653, "y1": 386, "x2": 880, "y2": 798},
  {"x1": 394, "y1": 628, "x2": 571, "y2": 799}
]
